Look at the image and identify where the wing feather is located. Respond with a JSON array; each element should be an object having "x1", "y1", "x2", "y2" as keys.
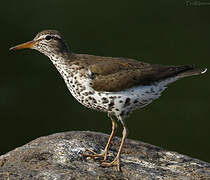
[{"x1": 70, "y1": 54, "x2": 195, "y2": 92}]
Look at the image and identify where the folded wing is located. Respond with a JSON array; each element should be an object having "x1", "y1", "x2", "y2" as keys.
[{"x1": 89, "y1": 58, "x2": 200, "y2": 92}]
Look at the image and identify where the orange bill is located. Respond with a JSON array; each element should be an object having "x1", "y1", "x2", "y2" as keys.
[{"x1": 9, "y1": 40, "x2": 37, "y2": 51}]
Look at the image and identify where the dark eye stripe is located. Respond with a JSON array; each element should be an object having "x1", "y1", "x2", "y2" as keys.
[{"x1": 52, "y1": 36, "x2": 61, "y2": 40}]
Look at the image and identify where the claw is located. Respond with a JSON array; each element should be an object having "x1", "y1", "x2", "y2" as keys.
[
  {"x1": 82, "y1": 149, "x2": 107, "y2": 161},
  {"x1": 101, "y1": 157, "x2": 121, "y2": 171}
]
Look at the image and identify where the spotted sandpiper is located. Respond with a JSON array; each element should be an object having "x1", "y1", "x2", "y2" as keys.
[{"x1": 10, "y1": 30, "x2": 207, "y2": 171}]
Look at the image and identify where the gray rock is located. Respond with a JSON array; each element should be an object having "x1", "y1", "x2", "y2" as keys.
[{"x1": 0, "y1": 131, "x2": 209, "y2": 180}]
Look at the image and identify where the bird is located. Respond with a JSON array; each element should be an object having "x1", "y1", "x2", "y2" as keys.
[{"x1": 10, "y1": 30, "x2": 207, "y2": 171}]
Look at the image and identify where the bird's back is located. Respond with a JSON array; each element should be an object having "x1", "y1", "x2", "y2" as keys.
[{"x1": 67, "y1": 53, "x2": 204, "y2": 92}]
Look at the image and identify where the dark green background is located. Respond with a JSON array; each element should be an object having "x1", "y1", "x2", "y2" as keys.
[{"x1": 1, "y1": 1, "x2": 210, "y2": 162}]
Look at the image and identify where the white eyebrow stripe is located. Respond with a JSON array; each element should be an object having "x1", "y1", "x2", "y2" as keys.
[{"x1": 53, "y1": 34, "x2": 61, "y2": 38}]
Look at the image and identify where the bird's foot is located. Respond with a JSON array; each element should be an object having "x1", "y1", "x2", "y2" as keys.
[
  {"x1": 82, "y1": 149, "x2": 108, "y2": 162},
  {"x1": 101, "y1": 157, "x2": 121, "y2": 171}
]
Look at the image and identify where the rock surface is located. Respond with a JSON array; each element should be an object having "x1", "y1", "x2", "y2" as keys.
[{"x1": 0, "y1": 131, "x2": 209, "y2": 180}]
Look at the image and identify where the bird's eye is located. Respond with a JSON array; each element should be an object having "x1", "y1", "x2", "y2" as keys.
[{"x1": 45, "y1": 35, "x2": 52, "y2": 40}]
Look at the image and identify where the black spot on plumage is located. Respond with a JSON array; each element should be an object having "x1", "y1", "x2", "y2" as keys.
[
  {"x1": 102, "y1": 97, "x2": 109, "y2": 104},
  {"x1": 124, "y1": 98, "x2": 131, "y2": 107},
  {"x1": 120, "y1": 111, "x2": 125, "y2": 117},
  {"x1": 134, "y1": 100, "x2": 138, "y2": 104},
  {"x1": 108, "y1": 101, "x2": 115, "y2": 111},
  {"x1": 110, "y1": 96, "x2": 117, "y2": 99},
  {"x1": 88, "y1": 91, "x2": 95, "y2": 95},
  {"x1": 92, "y1": 98, "x2": 97, "y2": 103}
]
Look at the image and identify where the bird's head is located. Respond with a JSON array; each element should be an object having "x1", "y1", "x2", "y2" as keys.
[{"x1": 10, "y1": 30, "x2": 70, "y2": 59}]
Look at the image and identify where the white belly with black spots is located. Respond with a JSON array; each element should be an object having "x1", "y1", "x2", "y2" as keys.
[{"x1": 54, "y1": 62, "x2": 178, "y2": 121}]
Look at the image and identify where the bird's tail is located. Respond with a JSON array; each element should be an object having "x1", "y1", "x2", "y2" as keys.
[{"x1": 177, "y1": 66, "x2": 207, "y2": 78}]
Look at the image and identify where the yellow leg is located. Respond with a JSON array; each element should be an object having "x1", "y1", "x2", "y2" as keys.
[
  {"x1": 101, "y1": 122, "x2": 128, "y2": 171},
  {"x1": 82, "y1": 115, "x2": 118, "y2": 161}
]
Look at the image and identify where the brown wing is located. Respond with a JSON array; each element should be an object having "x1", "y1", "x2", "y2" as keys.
[
  {"x1": 69, "y1": 54, "x2": 195, "y2": 92},
  {"x1": 90, "y1": 61, "x2": 196, "y2": 92}
]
